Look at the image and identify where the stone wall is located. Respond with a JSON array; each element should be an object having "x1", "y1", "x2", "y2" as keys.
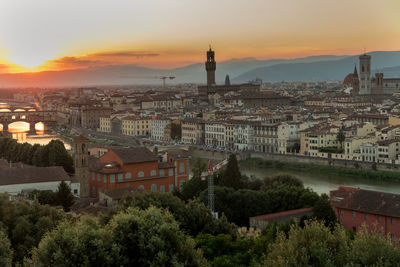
[
  {"x1": 186, "y1": 147, "x2": 400, "y2": 173},
  {"x1": 188, "y1": 147, "x2": 248, "y2": 162},
  {"x1": 250, "y1": 152, "x2": 399, "y2": 172}
]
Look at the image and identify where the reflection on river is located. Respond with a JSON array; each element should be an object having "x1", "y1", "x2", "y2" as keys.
[
  {"x1": 241, "y1": 166, "x2": 400, "y2": 195},
  {"x1": 22, "y1": 134, "x2": 71, "y2": 150},
  {"x1": 1, "y1": 120, "x2": 71, "y2": 150}
]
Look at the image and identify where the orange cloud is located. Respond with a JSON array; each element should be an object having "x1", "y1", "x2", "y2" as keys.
[
  {"x1": 38, "y1": 50, "x2": 161, "y2": 71},
  {"x1": 92, "y1": 51, "x2": 159, "y2": 58}
]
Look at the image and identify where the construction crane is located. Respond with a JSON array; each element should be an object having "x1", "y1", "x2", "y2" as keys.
[
  {"x1": 160, "y1": 76, "x2": 175, "y2": 92},
  {"x1": 120, "y1": 75, "x2": 175, "y2": 92},
  {"x1": 200, "y1": 158, "x2": 228, "y2": 218}
]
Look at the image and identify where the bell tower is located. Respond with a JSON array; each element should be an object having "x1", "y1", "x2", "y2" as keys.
[
  {"x1": 73, "y1": 136, "x2": 89, "y2": 197},
  {"x1": 205, "y1": 46, "x2": 216, "y2": 86},
  {"x1": 359, "y1": 54, "x2": 371, "y2": 95},
  {"x1": 375, "y1": 73, "x2": 384, "y2": 95}
]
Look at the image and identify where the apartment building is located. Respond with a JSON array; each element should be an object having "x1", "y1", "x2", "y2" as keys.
[
  {"x1": 151, "y1": 118, "x2": 171, "y2": 142},
  {"x1": 121, "y1": 116, "x2": 152, "y2": 137},
  {"x1": 205, "y1": 121, "x2": 226, "y2": 148},
  {"x1": 234, "y1": 121, "x2": 254, "y2": 151},
  {"x1": 181, "y1": 119, "x2": 205, "y2": 145},
  {"x1": 99, "y1": 117, "x2": 111, "y2": 133},
  {"x1": 377, "y1": 139, "x2": 400, "y2": 164},
  {"x1": 277, "y1": 122, "x2": 301, "y2": 154},
  {"x1": 360, "y1": 143, "x2": 377, "y2": 162},
  {"x1": 300, "y1": 124, "x2": 340, "y2": 156},
  {"x1": 252, "y1": 123, "x2": 279, "y2": 153}
]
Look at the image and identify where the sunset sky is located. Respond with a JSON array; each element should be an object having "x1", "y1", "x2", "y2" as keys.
[{"x1": 0, "y1": 0, "x2": 399, "y2": 73}]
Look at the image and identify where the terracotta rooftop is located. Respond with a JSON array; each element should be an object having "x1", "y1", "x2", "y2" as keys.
[
  {"x1": 330, "y1": 187, "x2": 400, "y2": 218},
  {"x1": 110, "y1": 147, "x2": 158, "y2": 164},
  {"x1": 0, "y1": 166, "x2": 70, "y2": 186},
  {"x1": 103, "y1": 187, "x2": 140, "y2": 201},
  {"x1": 251, "y1": 208, "x2": 313, "y2": 222}
]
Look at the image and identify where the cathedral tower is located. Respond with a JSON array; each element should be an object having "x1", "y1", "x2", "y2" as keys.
[
  {"x1": 205, "y1": 46, "x2": 216, "y2": 86},
  {"x1": 375, "y1": 73, "x2": 384, "y2": 95},
  {"x1": 359, "y1": 54, "x2": 371, "y2": 95},
  {"x1": 73, "y1": 136, "x2": 89, "y2": 197}
]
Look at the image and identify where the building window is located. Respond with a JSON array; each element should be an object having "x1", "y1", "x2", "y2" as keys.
[
  {"x1": 104, "y1": 174, "x2": 107, "y2": 183},
  {"x1": 126, "y1": 172, "x2": 132, "y2": 179},
  {"x1": 169, "y1": 184, "x2": 174, "y2": 192},
  {"x1": 179, "y1": 179, "x2": 185, "y2": 189},
  {"x1": 110, "y1": 174, "x2": 115, "y2": 183},
  {"x1": 160, "y1": 185, "x2": 165, "y2": 192},
  {"x1": 179, "y1": 162, "x2": 185, "y2": 173},
  {"x1": 118, "y1": 173, "x2": 123, "y2": 182},
  {"x1": 391, "y1": 218, "x2": 395, "y2": 225},
  {"x1": 340, "y1": 210, "x2": 343, "y2": 217},
  {"x1": 138, "y1": 185, "x2": 144, "y2": 190},
  {"x1": 392, "y1": 234, "x2": 396, "y2": 242},
  {"x1": 365, "y1": 214, "x2": 368, "y2": 220},
  {"x1": 352, "y1": 211, "x2": 356, "y2": 218},
  {"x1": 151, "y1": 184, "x2": 157, "y2": 192},
  {"x1": 169, "y1": 168, "x2": 173, "y2": 176},
  {"x1": 92, "y1": 172, "x2": 95, "y2": 181},
  {"x1": 378, "y1": 216, "x2": 382, "y2": 223},
  {"x1": 97, "y1": 173, "x2": 101, "y2": 182},
  {"x1": 150, "y1": 170, "x2": 156, "y2": 176},
  {"x1": 160, "y1": 169, "x2": 165, "y2": 176},
  {"x1": 138, "y1": 171, "x2": 144, "y2": 178}
]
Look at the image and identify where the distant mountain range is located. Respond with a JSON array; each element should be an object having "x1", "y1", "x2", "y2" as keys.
[{"x1": 0, "y1": 51, "x2": 400, "y2": 87}]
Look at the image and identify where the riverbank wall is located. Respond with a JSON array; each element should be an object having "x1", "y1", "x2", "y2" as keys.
[
  {"x1": 188, "y1": 147, "x2": 400, "y2": 173},
  {"x1": 250, "y1": 152, "x2": 400, "y2": 173}
]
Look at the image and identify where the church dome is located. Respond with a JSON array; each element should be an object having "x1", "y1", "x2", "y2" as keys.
[{"x1": 343, "y1": 73, "x2": 356, "y2": 85}]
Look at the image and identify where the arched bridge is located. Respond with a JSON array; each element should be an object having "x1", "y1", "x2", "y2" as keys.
[{"x1": 0, "y1": 110, "x2": 57, "y2": 131}]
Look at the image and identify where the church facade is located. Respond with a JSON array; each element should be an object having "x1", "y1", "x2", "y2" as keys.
[{"x1": 344, "y1": 54, "x2": 400, "y2": 95}]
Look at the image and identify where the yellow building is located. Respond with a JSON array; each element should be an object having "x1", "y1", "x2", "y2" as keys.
[
  {"x1": 300, "y1": 124, "x2": 339, "y2": 156},
  {"x1": 121, "y1": 116, "x2": 152, "y2": 137}
]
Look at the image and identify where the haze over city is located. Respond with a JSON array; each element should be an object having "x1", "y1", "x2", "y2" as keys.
[{"x1": 0, "y1": 0, "x2": 399, "y2": 74}]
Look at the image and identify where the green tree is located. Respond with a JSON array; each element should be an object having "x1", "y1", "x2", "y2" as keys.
[
  {"x1": 35, "y1": 190, "x2": 59, "y2": 206},
  {"x1": 170, "y1": 121, "x2": 182, "y2": 140},
  {"x1": 28, "y1": 207, "x2": 208, "y2": 267},
  {"x1": 108, "y1": 207, "x2": 207, "y2": 266},
  {"x1": 218, "y1": 154, "x2": 242, "y2": 189},
  {"x1": 349, "y1": 226, "x2": 400, "y2": 266},
  {"x1": 264, "y1": 220, "x2": 400, "y2": 266},
  {"x1": 0, "y1": 231, "x2": 12, "y2": 267},
  {"x1": 0, "y1": 137, "x2": 73, "y2": 172},
  {"x1": 47, "y1": 140, "x2": 74, "y2": 173},
  {"x1": 120, "y1": 192, "x2": 236, "y2": 236},
  {"x1": 265, "y1": 220, "x2": 351, "y2": 266},
  {"x1": 192, "y1": 157, "x2": 208, "y2": 177},
  {"x1": 0, "y1": 194, "x2": 66, "y2": 264},
  {"x1": 195, "y1": 233, "x2": 254, "y2": 267},
  {"x1": 26, "y1": 216, "x2": 116, "y2": 267},
  {"x1": 311, "y1": 193, "x2": 337, "y2": 228},
  {"x1": 336, "y1": 127, "x2": 346, "y2": 148},
  {"x1": 56, "y1": 181, "x2": 75, "y2": 212},
  {"x1": 262, "y1": 174, "x2": 303, "y2": 190},
  {"x1": 178, "y1": 158, "x2": 208, "y2": 201},
  {"x1": 200, "y1": 186, "x2": 319, "y2": 226}
]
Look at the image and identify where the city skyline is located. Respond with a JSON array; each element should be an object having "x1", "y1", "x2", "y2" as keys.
[{"x1": 0, "y1": 0, "x2": 399, "y2": 73}]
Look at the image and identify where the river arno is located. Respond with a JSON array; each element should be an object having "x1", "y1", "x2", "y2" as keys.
[{"x1": 241, "y1": 166, "x2": 400, "y2": 195}]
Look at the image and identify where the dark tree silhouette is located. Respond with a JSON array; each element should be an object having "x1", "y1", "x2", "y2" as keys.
[{"x1": 56, "y1": 181, "x2": 75, "y2": 212}]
